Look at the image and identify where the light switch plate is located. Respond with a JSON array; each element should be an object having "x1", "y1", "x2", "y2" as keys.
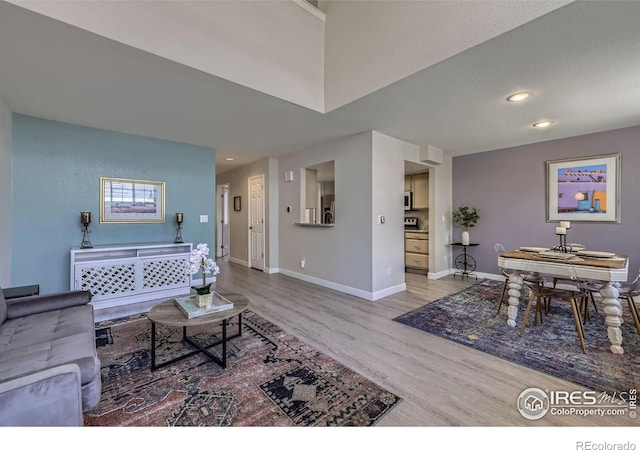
[
  {"x1": 284, "y1": 170, "x2": 294, "y2": 182},
  {"x1": 200, "y1": 215, "x2": 208, "y2": 223}
]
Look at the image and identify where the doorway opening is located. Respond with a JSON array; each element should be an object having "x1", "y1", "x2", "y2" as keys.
[{"x1": 216, "y1": 183, "x2": 230, "y2": 258}]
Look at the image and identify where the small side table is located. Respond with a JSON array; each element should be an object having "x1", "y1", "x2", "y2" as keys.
[{"x1": 451, "y1": 243, "x2": 479, "y2": 280}]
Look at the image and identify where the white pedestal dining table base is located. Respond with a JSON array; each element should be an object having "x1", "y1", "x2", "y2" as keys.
[
  {"x1": 499, "y1": 250, "x2": 628, "y2": 354},
  {"x1": 505, "y1": 271, "x2": 625, "y2": 354}
]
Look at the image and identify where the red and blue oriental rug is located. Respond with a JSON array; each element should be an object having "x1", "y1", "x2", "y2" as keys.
[
  {"x1": 85, "y1": 310, "x2": 401, "y2": 426},
  {"x1": 393, "y1": 279, "x2": 639, "y2": 394}
]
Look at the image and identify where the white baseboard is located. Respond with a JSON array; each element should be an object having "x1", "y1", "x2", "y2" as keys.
[
  {"x1": 474, "y1": 272, "x2": 503, "y2": 282},
  {"x1": 428, "y1": 268, "x2": 454, "y2": 279},
  {"x1": 278, "y1": 268, "x2": 405, "y2": 301},
  {"x1": 371, "y1": 283, "x2": 407, "y2": 300},
  {"x1": 229, "y1": 257, "x2": 249, "y2": 267},
  {"x1": 429, "y1": 269, "x2": 503, "y2": 282},
  {"x1": 226, "y1": 258, "x2": 279, "y2": 274}
]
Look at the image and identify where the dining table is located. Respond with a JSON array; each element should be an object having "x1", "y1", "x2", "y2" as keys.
[{"x1": 498, "y1": 248, "x2": 629, "y2": 354}]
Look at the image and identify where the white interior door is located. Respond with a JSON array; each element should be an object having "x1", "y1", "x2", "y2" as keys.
[{"x1": 249, "y1": 175, "x2": 265, "y2": 271}]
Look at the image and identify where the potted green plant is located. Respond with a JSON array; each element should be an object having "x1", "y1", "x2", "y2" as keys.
[{"x1": 452, "y1": 205, "x2": 480, "y2": 245}]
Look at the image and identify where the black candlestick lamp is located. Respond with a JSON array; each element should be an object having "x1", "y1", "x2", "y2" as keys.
[
  {"x1": 80, "y1": 211, "x2": 93, "y2": 248},
  {"x1": 174, "y1": 212, "x2": 184, "y2": 243}
]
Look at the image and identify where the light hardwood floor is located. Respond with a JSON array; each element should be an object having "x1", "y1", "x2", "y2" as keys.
[{"x1": 96, "y1": 259, "x2": 636, "y2": 427}]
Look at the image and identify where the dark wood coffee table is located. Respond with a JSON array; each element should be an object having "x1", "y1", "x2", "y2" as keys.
[{"x1": 147, "y1": 293, "x2": 249, "y2": 371}]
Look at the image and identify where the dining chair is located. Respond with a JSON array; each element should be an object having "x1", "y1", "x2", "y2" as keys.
[
  {"x1": 494, "y1": 243, "x2": 511, "y2": 316},
  {"x1": 494, "y1": 243, "x2": 541, "y2": 317},
  {"x1": 625, "y1": 291, "x2": 640, "y2": 336},
  {"x1": 618, "y1": 270, "x2": 640, "y2": 336},
  {"x1": 546, "y1": 264, "x2": 596, "y2": 325},
  {"x1": 584, "y1": 268, "x2": 640, "y2": 335},
  {"x1": 576, "y1": 281, "x2": 601, "y2": 323},
  {"x1": 519, "y1": 275, "x2": 587, "y2": 353}
]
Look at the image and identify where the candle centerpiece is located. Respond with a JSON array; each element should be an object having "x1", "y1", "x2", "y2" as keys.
[{"x1": 555, "y1": 224, "x2": 568, "y2": 253}]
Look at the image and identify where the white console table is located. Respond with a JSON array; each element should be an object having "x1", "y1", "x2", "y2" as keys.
[{"x1": 70, "y1": 242, "x2": 193, "y2": 310}]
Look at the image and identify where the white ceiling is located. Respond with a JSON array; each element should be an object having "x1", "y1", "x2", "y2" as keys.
[{"x1": 1, "y1": 1, "x2": 639, "y2": 175}]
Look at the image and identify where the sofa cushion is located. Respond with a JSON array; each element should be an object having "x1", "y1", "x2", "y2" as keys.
[
  {"x1": 0, "y1": 288, "x2": 6, "y2": 326},
  {"x1": 0, "y1": 333, "x2": 100, "y2": 386},
  {"x1": 0, "y1": 304, "x2": 95, "y2": 352},
  {"x1": 0, "y1": 304, "x2": 99, "y2": 385}
]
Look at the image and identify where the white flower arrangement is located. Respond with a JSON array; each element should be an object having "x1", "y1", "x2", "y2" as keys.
[{"x1": 189, "y1": 243, "x2": 220, "y2": 295}]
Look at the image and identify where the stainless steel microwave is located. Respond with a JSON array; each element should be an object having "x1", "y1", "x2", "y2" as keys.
[{"x1": 404, "y1": 191, "x2": 413, "y2": 210}]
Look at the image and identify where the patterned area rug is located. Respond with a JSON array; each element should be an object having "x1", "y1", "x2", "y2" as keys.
[
  {"x1": 85, "y1": 310, "x2": 401, "y2": 426},
  {"x1": 393, "y1": 279, "x2": 639, "y2": 394}
]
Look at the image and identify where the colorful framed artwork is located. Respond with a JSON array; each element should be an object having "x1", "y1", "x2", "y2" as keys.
[
  {"x1": 100, "y1": 177, "x2": 165, "y2": 223},
  {"x1": 546, "y1": 153, "x2": 621, "y2": 223}
]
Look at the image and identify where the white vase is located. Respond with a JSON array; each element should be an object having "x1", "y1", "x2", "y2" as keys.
[
  {"x1": 195, "y1": 293, "x2": 213, "y2": 308},
  {"x1": 462, "y1": 230, "x2": 470, "y2": 246}
]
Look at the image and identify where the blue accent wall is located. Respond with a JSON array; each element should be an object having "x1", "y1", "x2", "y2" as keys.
[{"x1": 11, "y1": 114, "x2": 216, "y2": 293}]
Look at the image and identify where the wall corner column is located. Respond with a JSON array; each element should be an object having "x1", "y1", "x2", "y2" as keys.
[{"x1": 0, "y1": 99, "x2": 12, "y2": 286}]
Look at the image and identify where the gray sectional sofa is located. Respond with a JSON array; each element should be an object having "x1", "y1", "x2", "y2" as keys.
[{"x1": 0, "y1": 286, "x2": 101, "y2": 426}]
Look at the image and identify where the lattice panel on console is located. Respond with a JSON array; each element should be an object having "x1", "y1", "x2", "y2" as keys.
[
  {"x1": 80, "y1": 263, "x2": 136, "y2": 297},
  {"x1": 143, "y1": 258, "x2": 189, "y2": 289}
]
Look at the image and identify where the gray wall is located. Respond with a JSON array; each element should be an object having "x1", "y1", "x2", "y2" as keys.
[
  {"x1": 279, "y1": 132, "x2": 374, "y2": 294},
  {"x1": 453, "y1": 125, "x2": 640, "y2": 278},
  {"x1": 429, "y1": 153, "x2": 453, "y2": 275},
  {"x1": 371, "y1": 132, "x2": 410, "y2": 292},
  {"x1": 277, "y1": 131, "x2": 411, "y2": 298},
  {"x1": 0, "y1": 97, "x2": 11, "y2": 286}
]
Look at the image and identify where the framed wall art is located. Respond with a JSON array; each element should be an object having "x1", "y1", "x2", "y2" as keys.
[
  {"x1": 234, "y1": 196, "x2": 241, "y2": 212},
  {"x1": 100, "y1": 177, "x2": 165, "y2": 223},
  {"x1": 546, "y1": 153, "x2": 620, "y2": 223}
]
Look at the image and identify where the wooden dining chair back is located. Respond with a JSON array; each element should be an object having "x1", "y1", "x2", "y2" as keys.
[
  {"x1": 616, "y1": 269, "x2": 640, "y2": 336},
  {"x1": 563, "y1": 264, "x2": 596, "y2": 324},
  {"x1": 519, "y1": 276, "x2": 587, "y2": 354},
  {"x1": 494, "y1": 243, "x2": 510, "y2": 316}
]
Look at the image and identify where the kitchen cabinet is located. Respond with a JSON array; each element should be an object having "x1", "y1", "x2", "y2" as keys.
[
  {"x1": 404, "y1": 173, "x2": 429, "y2": 209},
  {"x1": 412, "y1": 173, "x2": 429, "y2": 209},
  {"x1": 405, "y1": 231, "x2": 428, "y2": 273}
]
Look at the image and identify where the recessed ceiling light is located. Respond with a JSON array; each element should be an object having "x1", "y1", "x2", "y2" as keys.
[
  {"x1": 506, "y1": 92, "x2": 530, "y2": 102},
  {"x1": 532, "y1": 120, "x2": 553, "y2": 128},
  {"x1": 225, "y1": 157, "x2": 235, "y2": 161}
]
